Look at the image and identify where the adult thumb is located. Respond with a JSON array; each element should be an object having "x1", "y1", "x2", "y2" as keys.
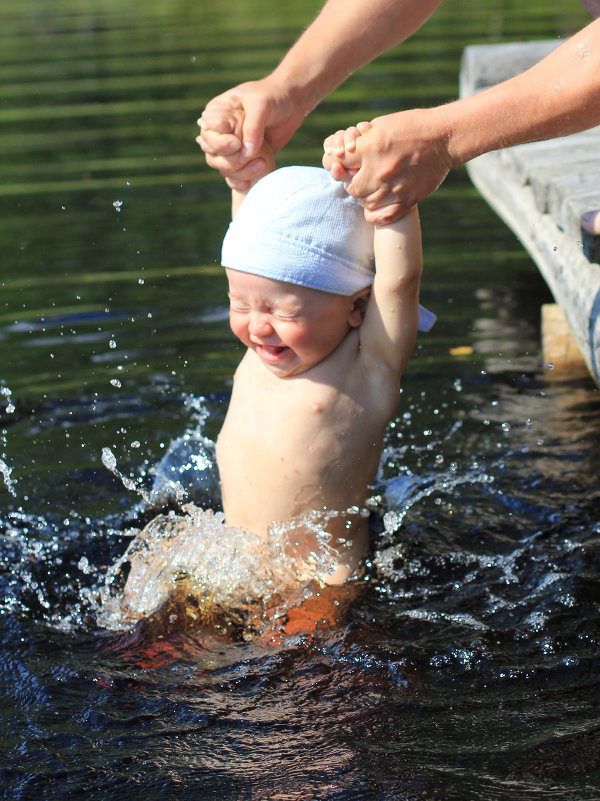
[{"x1": 241, "y1": 99, "x2": 269, "y2": 158}]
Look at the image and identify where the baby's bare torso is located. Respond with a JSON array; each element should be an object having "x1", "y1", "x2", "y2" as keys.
[{"x1": 216, "y1": 331, "x2": 398, "y2": 582}]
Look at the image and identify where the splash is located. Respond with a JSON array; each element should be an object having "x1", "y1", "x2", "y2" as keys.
[
  {"x1": 101, "y1": 447, "x2": 152, "y2": 503},
  {"x1": 381, "y1": 468, "x2": 494, "y2": 535},
  {"x1": 0, "y1": 458, "x2": 17, "y2": 497},
  {"x1": 1, "y1": 386, "x2": 17, "y2": 496},
  {"x1": 101, "y1": 395, "x2": 220, "y2": 510},
  {"x1": 97, "y1": 503, "x2": 343, "y2": 634}
]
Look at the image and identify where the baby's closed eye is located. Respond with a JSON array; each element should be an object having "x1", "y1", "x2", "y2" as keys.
[{"x1": 228, "y1": 302, "x2": 299, "y2": 320}]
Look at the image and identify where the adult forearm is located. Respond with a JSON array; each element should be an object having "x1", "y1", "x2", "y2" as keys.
[
  {"x1": 445, "y1": 18, "x2": 600, "y2": 166},
  {"x1": 270, "y1": 0, "x2": 445, "y2": 117}
]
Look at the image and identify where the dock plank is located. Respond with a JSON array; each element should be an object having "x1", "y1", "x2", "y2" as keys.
[{"x1": 460, "y1": 40, "x2": 600, "y2": 385}]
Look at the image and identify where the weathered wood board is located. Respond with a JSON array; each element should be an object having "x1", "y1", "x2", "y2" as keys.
[{"x1": 460, "y1": 40, "x2": 600, "y2": 386}]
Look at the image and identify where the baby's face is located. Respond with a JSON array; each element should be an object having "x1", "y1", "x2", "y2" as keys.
[{"x1": 226, "y1": 269, "x2": 363, "y2": 377}]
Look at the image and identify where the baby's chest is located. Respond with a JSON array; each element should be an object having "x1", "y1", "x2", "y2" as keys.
[{"x1": 221, "y1": 375, "x2": 371, "y2": 457}]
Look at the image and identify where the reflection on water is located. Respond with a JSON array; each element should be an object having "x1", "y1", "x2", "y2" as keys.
[{"x1": 2, "y1": 0, "x2": 600, "y2": 798}]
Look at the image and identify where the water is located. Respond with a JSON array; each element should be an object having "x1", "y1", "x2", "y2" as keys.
[{"x1": 1, "y1": 0, "x2": 600, "y2": 798}]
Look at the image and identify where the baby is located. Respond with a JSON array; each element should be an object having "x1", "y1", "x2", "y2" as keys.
[
  {"x1": 109, "y1": 131, "x2": 434, "y2": 638},
  {"x1": 217, "y1": 159, "x2": 433, "y2": 586}
]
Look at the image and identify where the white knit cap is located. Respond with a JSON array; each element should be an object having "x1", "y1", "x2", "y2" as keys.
[
  {"x1": 221, "y1": 166, "x2": 374, "y2": 296},
  {"x1": 221, "y1": 165, "x2": 436, "y2": 331}
]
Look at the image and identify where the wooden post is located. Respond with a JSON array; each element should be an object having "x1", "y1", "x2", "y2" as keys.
[{"x1": 541, "y1": 303, "x2": 588, "y2": 373}]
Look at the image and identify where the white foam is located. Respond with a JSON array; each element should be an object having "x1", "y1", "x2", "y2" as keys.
[{"x1": 97, "y1": 503, "x2": 342, "y2": 631}]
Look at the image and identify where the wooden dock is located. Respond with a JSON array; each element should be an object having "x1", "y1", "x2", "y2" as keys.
[{"x1": 459, "y1": 40, "x2": 600, "y2": 386}]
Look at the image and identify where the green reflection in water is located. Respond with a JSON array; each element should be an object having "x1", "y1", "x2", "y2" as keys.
[{"x1": 0, "y1": 0, "x2": 591, "y2": 503}]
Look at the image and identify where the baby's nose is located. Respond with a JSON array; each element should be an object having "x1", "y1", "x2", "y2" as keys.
[{"x1": 249, "y1": 312, "x2": 274, "y2": 336}]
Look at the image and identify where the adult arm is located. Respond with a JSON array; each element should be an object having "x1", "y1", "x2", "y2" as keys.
[
  {"x1": 324, "y1": 17, "x2": 600, "y2": 223},
  {"x1": 198, "y1": 0, "x2": 444, "y2": 188}
]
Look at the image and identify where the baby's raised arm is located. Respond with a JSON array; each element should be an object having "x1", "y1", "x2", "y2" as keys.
[
  {"x1": 360, "y1": 208, "x2": 423, "y2": 377},
  {"x1": 323, "y1": 121, "x2": 423, "y2": 376},
  {"x1": 230, "y1": 138, "x2": 276, "y2": 218}
]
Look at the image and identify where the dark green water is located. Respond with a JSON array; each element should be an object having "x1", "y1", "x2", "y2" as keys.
[{"x1": 2, "y1": 1, "x2": 600, "y2": 799}]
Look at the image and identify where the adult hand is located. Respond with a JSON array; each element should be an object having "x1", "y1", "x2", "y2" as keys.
[
  {"x1": 323, "y1": 108, "x2": 456, "y2": 224},
  {"x1": 197, "y1": 78, "x2": 305, "y2": 189}
]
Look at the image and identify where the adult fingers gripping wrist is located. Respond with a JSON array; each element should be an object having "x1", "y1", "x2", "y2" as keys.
[
  {"x1": 206, "y1": 153, "x2": 269, "y2": 187},
  {"x1": 363, "y1": 203, "x2": 410, "y2": 226}
]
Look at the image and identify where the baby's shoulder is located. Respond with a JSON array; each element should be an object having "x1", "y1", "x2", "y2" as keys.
[{"x1": 316, "y1": 340, "x2": 401, "y2": 414}]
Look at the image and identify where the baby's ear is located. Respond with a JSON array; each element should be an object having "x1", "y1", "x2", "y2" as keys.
[{"x1": 348, "y1": 288, "x2": 371, "y2": 327}]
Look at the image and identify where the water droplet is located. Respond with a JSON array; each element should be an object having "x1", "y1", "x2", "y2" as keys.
[
  {"x1": 78, "y1": 556, "x2": 92, "y2": 574},
  {"x1": 110, "y1": 379, "x2": 121, "y2": 388},
  {"x1": 113, "y1": 200, "x2": 123, "y2": 212},
  {"x1": 0, "y1": 457, "x2": 17, "y2": 496},
  {"x1": 1, "y1": 386, "x2": 15, "y2": 414},
  {"x1": 109, "y1": 339, "x2": 116, "y2": 349}
]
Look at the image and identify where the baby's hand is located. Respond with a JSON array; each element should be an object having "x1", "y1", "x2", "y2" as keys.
[
  {"x1": 197, "y1": 97, "x2": 275, "y2": 190},
  {"x1": 197, "y1": 100, "x2": 244, "y2": 180},
  {"x1": 197, "y1": 95, "x2": 244, "y2": 147},
  {"x1": 324, "y1": 120, "x2": 372, "y2": 158},
  {"x1": 323, "y1": 121, "x2": 372, "y2": 180}
]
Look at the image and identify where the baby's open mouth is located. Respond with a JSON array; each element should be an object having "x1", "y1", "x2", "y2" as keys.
[{"x1": 256, "y1": 343, "x2": 290, "y2": 361}]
